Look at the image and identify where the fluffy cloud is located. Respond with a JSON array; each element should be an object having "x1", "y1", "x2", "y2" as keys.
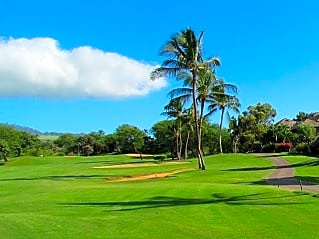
[{"x1": 0, "y1": 37, "x2": 167, "y2": 98}]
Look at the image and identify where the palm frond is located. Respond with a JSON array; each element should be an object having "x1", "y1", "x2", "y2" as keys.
[
  {"x1": 168, "y1": 87, "x2": 192, "y2": 99},
  {"x1": 150, "y1": 67, "x2": 181, "y2": 80}
]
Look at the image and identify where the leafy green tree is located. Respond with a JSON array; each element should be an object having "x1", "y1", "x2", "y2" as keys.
[
  {"x1": 151, "y1": 120, "x2": 175, "y2": 156},
  {"x1": 293, "y1": 112, "x2": 310, "y2": 122},
  {"x1": 294, "y1": 123, "x2": 316, "y2": 154},
  {"x1": 0, "y1": 139, "x2": 9, "y2": 161},
  {"x1": 232, "y1": 103, "x2": 276, "y2": 153},
  {"x1": 104, "y1": 134, "x2": 119, "y2": 153},
  {"x1": 54, "y1": 134, "x2": 78, "y2": 155},
  {"x1": 78, "y1": 135, "x2": 95, "y2": 156},
  {"x1": 151, "y1": 28, "x2": 220, "y2": 170},
  {"x1": 88, "y1": 132, "x2": 107, "y2": 155},
  {"x1": 274, "y1": 124, "x2": 294, "y2": 143},
  {"x1": 115, "y1": 124, "x2": 145, "y2": 154}
]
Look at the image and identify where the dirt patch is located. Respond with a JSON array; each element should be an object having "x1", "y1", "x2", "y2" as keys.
[
  {"x1": 106, "y1": 168, "x2": 194, "y2": 182},
  {"x1": 94, "y1": 161, "x2": 190, "y2": 169}
]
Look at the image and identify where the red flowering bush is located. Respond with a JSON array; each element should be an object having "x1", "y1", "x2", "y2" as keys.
[{"x1": 275, "y1": 142, "x2": 292, "y2": 152}]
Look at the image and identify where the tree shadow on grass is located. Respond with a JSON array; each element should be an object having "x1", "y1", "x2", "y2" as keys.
[
  {"x1": 253, "y1": 153, "x2": 289, "y2": 158},
  {"x1": 60, "y1": 193, "x2": 307, "y2": 212},
  {"x1": 235, "y1": 176, "x2": 319, "y2": 187},
  {"x1": 0, "y1": 174, "x2": 111, "y2": 181},
  {"x1": 224, "y1": 159, "x2": 319, "y2": 172}
]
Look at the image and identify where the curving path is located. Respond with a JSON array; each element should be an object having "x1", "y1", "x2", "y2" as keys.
[{"x1": 257, "y1": 154, "x2": 319, "y2": 193}]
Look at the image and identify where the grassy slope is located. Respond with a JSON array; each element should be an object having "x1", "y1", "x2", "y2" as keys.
[{"x1": 0, "y1": 154, "x2": 318, "y2": 239}]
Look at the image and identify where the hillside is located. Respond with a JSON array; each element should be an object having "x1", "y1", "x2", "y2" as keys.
[{"x1": 0, "y1": 123, "x2": 64, "y2": 136}]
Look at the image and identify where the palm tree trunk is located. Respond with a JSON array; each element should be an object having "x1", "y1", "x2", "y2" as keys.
[
  {"x1": 184, "y1": 129, "x2": 190, "y2": 159},
  {"x1": 199, "y1": 100, "x2": 205, "y2": 147},
  {"x1": 192, "y1": 73, "x2": 205, "y2": 170},
  {"x1": 198, "y1": 99, "x2": 206, "y2": 169},
  {"x1": 175, "y1": 128, "x2": 181, "y2": 160},
  {"x1": 219, "y1": 108, "x2": 225, "y2": 153},
  {"x1": 233, "y1": 136, "x2": 239, "y2": 153},
  {"x1": 179, "y1": 119, "x2": 183, "y2": 160}
]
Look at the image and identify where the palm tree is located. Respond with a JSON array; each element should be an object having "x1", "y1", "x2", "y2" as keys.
[
  {"x1": 208, "y1": 92, "x2": 240, "y2": 153},
  {"x1": 162, "y1": 98, "x2": 185, "y2": 160},
  {"x1": 151, "y1": 28, "x2": 220, "y2": 170},
  {"x1": 168, "y1": 69, "x2": 219, "y2": 161},
  {"x1": 181, "y1": 108, "x2": 193, "y2": 160}
]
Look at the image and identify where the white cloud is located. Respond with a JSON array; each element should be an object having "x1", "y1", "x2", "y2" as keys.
[{"x1": 0, "y1": 37, "x2": 167, "y2": 98}]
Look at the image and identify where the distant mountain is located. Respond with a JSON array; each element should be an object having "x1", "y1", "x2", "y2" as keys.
[
  {"x1": 0, "y1": 123, "x2": 65, "y2": 136},
  {"x1": 0, "y1": 123, "x2": 42, "y2": 134},
  {"x1": 0, "y1": 123, "x2": 84, "y2": 137}
]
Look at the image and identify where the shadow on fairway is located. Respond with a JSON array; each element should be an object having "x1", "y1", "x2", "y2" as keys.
[
  {"x1": 0, "y1": 174, "x2": 111, "y2": 181},
  {"x1": 254, "y1": 153, "x2": 288, "y2": 158},
  {"x1": 61, "y1": 193, "x2": 307, "y2": 211},
  {"x1": 224, "y1": 159, "x2": 319, "y2": 172},
  {"x1": 234, "y1": 176, "x2": 319, "y2": 186}
]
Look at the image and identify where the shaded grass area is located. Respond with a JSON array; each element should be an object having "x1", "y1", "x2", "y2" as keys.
[{"x1": 0, "y1": 154, "x2": 319, "y2": 238}]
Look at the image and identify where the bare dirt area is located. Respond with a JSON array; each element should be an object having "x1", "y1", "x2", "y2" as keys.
[
  {"x1": 106, "y1": 168, "x2": 194, "y2": 182},
  {"x1": 94, "y1": 161, "x2": 190, "y2": 169}
]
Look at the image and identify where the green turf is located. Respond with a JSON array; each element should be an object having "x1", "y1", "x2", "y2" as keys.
[
  {"x1": 284, "y1": 155, "x2": 319, "y2": 184},
  {"x1": 38, "y1": 134, "x2": 59, "y2": 141},
  {"x1": 0, "y1": 154, "x2": 319, "y2": 238}
]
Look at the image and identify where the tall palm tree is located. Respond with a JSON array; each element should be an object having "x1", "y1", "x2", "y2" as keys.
[
  {"x1": 208, "y1": 91, "x2": 240, "y2": 153},
  {"x1": 168, "y1": 69, "x2": 218, "y2": 161},
  {"x1": 151, "y1": 28, "x2": 220, "y2": 170},
  {"x1": 171, "y1": 70, "x2": 238, "y2": 154}
]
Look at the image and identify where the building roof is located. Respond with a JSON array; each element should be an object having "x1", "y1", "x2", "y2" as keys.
[
  {"x1": 304, "y1": 119, "x2": 319, "y2": 128},
  {"x1": 276, "y1": 118, "x2": 297, "y2": 128}
]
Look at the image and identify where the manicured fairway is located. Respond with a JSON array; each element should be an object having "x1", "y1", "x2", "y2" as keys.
[{"x1": 0, "y1": 154, "x2": 318, "y2": 239}]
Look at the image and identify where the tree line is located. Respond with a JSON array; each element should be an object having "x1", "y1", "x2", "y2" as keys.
[{"x1": 0, "y1": 104, "x2": 318, "y2": 162}]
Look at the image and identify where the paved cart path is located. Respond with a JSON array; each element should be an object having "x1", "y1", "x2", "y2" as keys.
[{"x1": 257, "y1": 154, "x2": 319, "y2": 193}]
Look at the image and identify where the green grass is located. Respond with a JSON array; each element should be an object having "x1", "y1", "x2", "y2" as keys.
[
  {"x1": 284, "y1": 155, "x2": 319, "y2": 184},
  {"x1": 38, "y1": 134, "x2": 59, "y2": 141},
  {"x1": 0, "y1": 154, "x2": 319, "y2": 238}
]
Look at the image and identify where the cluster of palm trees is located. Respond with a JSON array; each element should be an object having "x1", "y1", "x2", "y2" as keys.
[{"x1": 151, "y1": 28, "x2": 240, "y2": 170}]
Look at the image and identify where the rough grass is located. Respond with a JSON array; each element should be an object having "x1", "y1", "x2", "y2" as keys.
[{"x1": 0, "y1": 154, "x2": 319, "y2": 239}]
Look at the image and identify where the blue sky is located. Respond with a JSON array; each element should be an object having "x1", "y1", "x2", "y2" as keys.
[{"x1": 0, "y1": 0, "x2": 318, "y2": 134}]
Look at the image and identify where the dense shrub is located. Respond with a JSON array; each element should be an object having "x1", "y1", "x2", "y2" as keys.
[
  {"x1": 310, "y1": 137, "x2": 319, "y2": 156},
  {"x1": 262, "y1": 143, "x2": 275, "y2": 153},
  {"x1": 154, "y1": 155, "x2": 166, "y2": 161},
  {"x1": 290, "y1": 142, "x2": 308, "y2": 155}
]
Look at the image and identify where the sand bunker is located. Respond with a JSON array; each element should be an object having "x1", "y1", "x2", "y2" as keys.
[
  {"x1": 106, "y1": 168, "x2": 194, "y2": 182},
  {"x1": 94, "y1": 161, "x2": 190, "y2": 169}
]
